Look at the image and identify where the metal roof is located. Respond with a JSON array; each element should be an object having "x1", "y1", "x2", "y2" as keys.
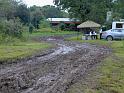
[{"x1": 47, "y1": 18, "x2": 80, "y2": 22}]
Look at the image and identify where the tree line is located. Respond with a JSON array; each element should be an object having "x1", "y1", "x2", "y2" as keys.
[
  {"x1": 0, "y1": 0, "x2": 68, "y2": 42},
  {"x1": 54, "y1": 0, "x2": 124, "y2": 24},
  {"x1": 1, "y1": 0, "x2": 124, "y2": 41}
]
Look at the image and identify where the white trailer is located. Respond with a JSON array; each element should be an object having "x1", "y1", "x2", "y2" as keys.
[{"x1": 112, "y1": 21, "x2": 124, "y2": 29}]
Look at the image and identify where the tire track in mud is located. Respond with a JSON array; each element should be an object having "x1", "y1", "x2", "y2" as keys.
[{"x1": 0, "y1": 40, "x2": 110, "y2": 93}]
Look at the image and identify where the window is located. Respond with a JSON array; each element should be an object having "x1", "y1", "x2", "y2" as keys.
[{"x1": 116, "y1": 23, "x2": 123, "y2": 28}]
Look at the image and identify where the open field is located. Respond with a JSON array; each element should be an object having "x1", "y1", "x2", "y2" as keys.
[
  {"x1": 0, "y1": 41, "x2": 51, "y2": 62},
  {"x1": 0, "y1": 38, "x2": 110, "y2": 93},
  {"x1": 0, "y1": 29, "x2": 78, "y2": 62},
  {"x1": 29, "y1": 28, "x2": 78, "y2": 37},
  {"x1": 0, "y1": 30, "x2": 124, "y2": 93}
]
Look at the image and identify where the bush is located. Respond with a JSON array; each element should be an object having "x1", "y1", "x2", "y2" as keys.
[
  {"x1": 59, "y1": 22, "x2": 66, "y2": 30},
  {"x1": 0, "y1": 18, "x2": 23, "y2": 38},
  {"x1": 39, "y1": 19, "x2": 50, "y2": 28},
  {"x1": 0, "y1": 34, "x2": 20, "y2": 45},
  {"x1": 0, "y1": 18, "x2": 23, "y2": 44},
  {"x1": 29, "y1": 23, "x2": 34, "y2": 34}
]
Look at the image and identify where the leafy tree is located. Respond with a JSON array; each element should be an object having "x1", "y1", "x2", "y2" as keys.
[
  {"x1": 0, "y1": 0, "x2": 23, "y2": 39},
  {"x1": 0, "y1": 18, "x2": 23, "y2": 38},
  {"x1": 39, "y1": 19, "x2": 51, "y2": 28},
  {"x1": 29, "y1": 23, "x2": 34, "y2": 34},
  {"x1": 30, "y1": 6, "x2": 44, "y2": 29},
  {"x1": 0, "y1": 0, "x2": 17, "y2": 19},
  {"x1": 112, "y1": 0, "x2": 124, "y2": 20},
  {"x1": 41, "y1": 5, "x2": 68, "y2": 18},
  {"x1": 15, "y1": 4, "x2": 30, "y2": 24},
  {"x1": 54, "y1": 0, "x2": 124, "y2": 24}
]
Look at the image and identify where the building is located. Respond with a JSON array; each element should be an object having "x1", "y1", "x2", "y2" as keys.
[{"x1": 47, "y1": 18, "x2": 81, "y2": 30}]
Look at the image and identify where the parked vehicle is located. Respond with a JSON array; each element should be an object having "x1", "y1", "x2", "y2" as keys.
[
  {"x1": 112, "y1": 21, "x2": 124, "y2": 29},
  {"x1": 102, "y1": 29, "x2": 124, "y2": 41}
]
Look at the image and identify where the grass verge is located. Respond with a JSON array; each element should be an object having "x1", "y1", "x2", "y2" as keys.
[
  {"x1": 28, "y1": 28, "x2": 78, "y2": 37},
  {"x1": 0, "y1": 41, "x2": 52, "y2": 63},
  {"x1": 66, "y1": 36, "x2": 124, "y2": 93}
]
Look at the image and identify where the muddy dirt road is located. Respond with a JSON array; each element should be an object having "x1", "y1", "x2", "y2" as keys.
[{"x1": 0, "y1": 38, "x2": 110, "y2": 93}]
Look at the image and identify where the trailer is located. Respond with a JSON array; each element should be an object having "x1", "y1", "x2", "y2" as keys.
[{"x1": 112, "y1": 21, "x2": 124, "y2": 29}]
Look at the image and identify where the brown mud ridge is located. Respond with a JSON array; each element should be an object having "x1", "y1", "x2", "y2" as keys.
[{"x1": 0, "y1": 37, "x2": 110, "y2": 93}]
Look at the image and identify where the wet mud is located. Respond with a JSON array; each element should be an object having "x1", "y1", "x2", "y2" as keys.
[{"x1": 0, "y1": 37, "x2": 110, "y2": 93}]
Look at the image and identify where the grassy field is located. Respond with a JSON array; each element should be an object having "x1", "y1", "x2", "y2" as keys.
[
  {"x1": 0, "y1": 28, "x2": 77, "y2": 63},
  {"x1": 0, "y1": 41, "x2": 52, "y2": 62},
  {"x1": 66, "y1": 36, "x2": 124, "y2": 93},
  {"x1": 28, "y1": 28, "x2": 78, "y2": 37}
]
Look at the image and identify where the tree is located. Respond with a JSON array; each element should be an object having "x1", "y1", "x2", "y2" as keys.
[
  {"x1": 15, "y1": 4, "x2": 30, "y2": 24},
  {"x1": 29, "y1": 23, "x2": 34, "y2": 34},
  {"x1": 112, "y1": 0, "x2": 124, "y2": 20},
  {"x1": 41, "y1": 5, "x2": 68, "y2": 18},
  {"x1": 0, "y1": 18, "x2": 23, "y2": 38},
  {"x1": 0, "y1": 0, "x2": 24, "y2": 39},
  {"x1": 0, "y1": 0, "x2": 17, "y2": 19},
  {"x1": 30, "y1": 6, "x2": 44, "y2": 29},
  {"x1": 39, "y1": 19, "x2": 50, "y2": 28},
  {"x1": 54, "y1": 0, "x2": 120, "y2": 24}
]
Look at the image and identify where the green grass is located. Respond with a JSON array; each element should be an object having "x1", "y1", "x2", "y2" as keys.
[
  {"x1": 98, "y1": 56, "x2": 124, "y2": 93},
  {"x1": 0, "y1": 41, "x2": 52, "y2": 62},
  {"x1": 0, "y1": 28, "x2": 78, "y2": 63},
  {"x1": 66, "y1": 35, "x2": 111, "y2": 45},
  {"x1": 66, "y1": 36, "x2": 124, "y2": 93},
  {"x1": 28, "y1": 28, "x2": 78, "y2": 37}
]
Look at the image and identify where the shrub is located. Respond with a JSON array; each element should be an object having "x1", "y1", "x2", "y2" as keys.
[
  {"x1": 0, "y1": 18, "x2": 23, "y2": 38},
  {"x1": 0, "y1": 18, "x2": 23, "y2": 44},
  {"x1": 29, "y1": 23, "x2": 34, "y2": 34},
  {"x1": 39, "y1": 19, "x2": 50, "y2": 28},
  {"x1": 59, "y1": 22, "x2": 66, "y2": 30},
  {"x1": 0, "y1": 34, "x2": 20, "y2": 45}
]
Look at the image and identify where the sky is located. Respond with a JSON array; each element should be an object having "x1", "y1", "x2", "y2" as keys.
[{"x1": 22, "y1": 0, "x2": 54, "y2": 7}]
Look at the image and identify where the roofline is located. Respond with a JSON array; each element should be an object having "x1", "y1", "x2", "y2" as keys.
[{"x1": 50, "y1": 21, "x2": 81, "y2": 24}]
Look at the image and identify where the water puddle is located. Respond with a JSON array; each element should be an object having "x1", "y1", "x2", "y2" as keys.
[
  {"x1": 51, "y1": 44, "x2": 74, "y2": 55},
  {"x1": 47, "y1": 38, "x2": 56, "y2": 41},
  {"x1": 37, "y1": 44, "x2": 75, "y2": 61}
]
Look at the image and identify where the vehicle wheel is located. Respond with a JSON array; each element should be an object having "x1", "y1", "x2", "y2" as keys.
[{"x1": 106, "y1": 36, "x2": 113, "y2": 41}]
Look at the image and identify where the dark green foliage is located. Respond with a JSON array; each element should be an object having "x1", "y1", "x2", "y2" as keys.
[
  {"x1": 29, "y1": 23, "x2": 34, "y2": 34},
  {"x1": 30, "y1": 6, "x2": 44, "y2": 29},
  {"x1": 15, "y1": 4, "x2": 30, "y2": 25},
  {"x1": 54, "y1": 0, "x2": 124, "y2": 24},
  {"x1": 29, "y1": 5, "x2": 68, "y2": 29},
  {"x1": 0, "y1": 19, "x2": 23, "y2": 38},
  {"x1": 69, "y1": 23, "x2": 76, "y2": 31},
  {"x1": 39, "y1": 19, "x2": 51, "y2": 28},
  {"x1": 59, "y1": 22, "x2": 66, "y2": 30},
  {"x1": 41, "y1": 5, "x2": 68, "y2": 18}
]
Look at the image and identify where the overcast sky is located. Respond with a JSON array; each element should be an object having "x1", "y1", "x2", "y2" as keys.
[{"x1": 22, "y1": 0, "x2": 54, "y2": 7}]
